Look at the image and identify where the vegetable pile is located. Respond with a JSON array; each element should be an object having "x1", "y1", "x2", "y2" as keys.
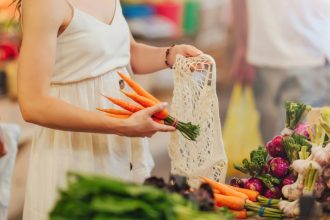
[
  {"x1": 97, "y1": 71, "x2": 200, "y2": 141},
  {"x1": 50, "y1": 173, "x2": 233, "y2": 220},
  {"x1": 227, "y1": 101, "x2": 330, "y2": 218}
]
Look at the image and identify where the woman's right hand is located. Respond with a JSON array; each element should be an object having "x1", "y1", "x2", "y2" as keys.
[{"x1": 118, "y1": 103, "x2": 176, "y2": 138}]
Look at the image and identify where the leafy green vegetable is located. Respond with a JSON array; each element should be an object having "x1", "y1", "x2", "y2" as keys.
[
  {"x1": 285, "y1": 101, "x2": 311, "y2": 130},
  {"x1": 234, "y1": 146, "x2": 268, "y2": 177},
  {"x1": 50, "y1": 172, "x2": 233, "y2": 220},
  {"x1": 282, "y1": 134, "x2": 311, "y2": 162},
  {"x1": 257, "y1": 174, "x2": 280, "y2": 192}
]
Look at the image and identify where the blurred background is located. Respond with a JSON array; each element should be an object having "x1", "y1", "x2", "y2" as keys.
[{"x1": 1, "y1": 0, "x2": 329, "y2": 219}]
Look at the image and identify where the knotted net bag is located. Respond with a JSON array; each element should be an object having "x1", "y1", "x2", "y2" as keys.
[{"x1": 168, "y1": 55, "x2": 228, "y2": 187}]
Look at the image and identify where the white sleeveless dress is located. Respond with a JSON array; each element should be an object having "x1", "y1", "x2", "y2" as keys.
[{"x1": 23, "y1": 2, "x2": 154, "y2": 219}]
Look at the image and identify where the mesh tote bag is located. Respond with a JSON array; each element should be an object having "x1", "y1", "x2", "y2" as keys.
[{"x1": 168, "y1": 55, "x2": 228, "y2": 187}]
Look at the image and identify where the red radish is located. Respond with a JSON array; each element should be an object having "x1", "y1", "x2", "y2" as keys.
[
  {"x1": 264, "y1": 185, "x2": 282, "y2": 199},
  {"x1": 229, "y1": 177, "x2": 244, "y2": 188},
  {"x1": 270, "y1": 157, "x2": 289, "y2": 178},
  {"x1": 294, "y1": 123, "x2": 311, "y2": 138},
  {"x1": 244, "y1": 178, "x2": 264, "y2": 194},
  {"x1": 266, "y1": 135, "x2": 286, "y2": 158},
  {"x1": 282, "y1": 174, "x2": 297, "y2": 186}
]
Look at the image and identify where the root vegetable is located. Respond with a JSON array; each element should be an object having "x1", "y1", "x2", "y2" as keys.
[
  {"x1": 266, "y1": 135, "x2": 286, "y2": 158},
  {"x1": 311, "y1": 144, "x2": 330, "y2": 166},
  {"x1": 244, "y1": 178, "x2": 264, "y2": 194},
  {"x1": 214, "y1": 194, "x2": 245, "y2": 210},
  {"x1": 282, "y1": 175, "x2": 304, "y2": 201},
  {"x1": 200, "y1": 177, "x2": 248, "y2": 200},
  {"x1": 291, "y1": 160, "x2": 321, "y2": 175},
  {"x1": 269, "y1": 157, "x2": 290, "y2": 178},
  {"x1": 278, "y1": 200, "x2": 300, "y2": 218}
]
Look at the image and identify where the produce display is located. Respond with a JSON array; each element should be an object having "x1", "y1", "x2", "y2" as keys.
[
  {"x1": 50, "y1": 173, "x2": 233, "y2": 220},
  {"x1": 97, "y1": 71, "x2": 200, "y2": 141},
  {"x1": 222, "y1": 101, "x2": 330, "y2": 219},
  {"x1": 50, "y1": 102, "x2": 330, "y2": 220}
]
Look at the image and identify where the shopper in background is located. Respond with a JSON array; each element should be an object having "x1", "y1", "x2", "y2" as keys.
[
  {"x1": 231, "y1": 0, "x2": 330, "y2": 142},
  {"x1": 0, "y1": 128, "x2": 6, "y2": 157},
  {"x1": 14, "y1": 0, "x2": 203, "y2": 219}
]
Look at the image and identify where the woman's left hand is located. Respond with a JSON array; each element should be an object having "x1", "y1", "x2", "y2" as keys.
[{"x1": 166, "y1": 44, "x2": 203, "y2": 67}]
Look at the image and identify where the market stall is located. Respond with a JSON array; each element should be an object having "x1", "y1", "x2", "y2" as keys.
[{"x1": 1, "y1": 0, "x2": 329, "y2": 219}]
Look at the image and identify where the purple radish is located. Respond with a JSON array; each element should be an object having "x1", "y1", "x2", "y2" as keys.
[
  {"x1": 264, "y1": 185, "x2": 282, "y2": 199},
  {"x1": 270, "y1": 157, "x2": 290, "y2": 178},
  {"x1": 266, "y1": 136, "x2": 286, "y2": 158},
  {"x1": 244, "y1": 178, "x2": 264, "y2": 194}
]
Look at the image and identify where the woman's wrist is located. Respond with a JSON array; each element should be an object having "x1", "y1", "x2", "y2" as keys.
[{"x1": 165, "y1": 44, "x2": 176, "y2": 69}]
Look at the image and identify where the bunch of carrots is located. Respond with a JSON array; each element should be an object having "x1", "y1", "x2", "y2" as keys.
[
  {"x1": 200, "y1": 177, "x2": 284, "y2": 219},
  {"x1": 97, "y1": 71, "x2": 200, "y2": 141}
]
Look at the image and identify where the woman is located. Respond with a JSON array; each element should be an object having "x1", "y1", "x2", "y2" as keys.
[{"x1": 16, "y1": 0, "x2": 202, "y2": 218}]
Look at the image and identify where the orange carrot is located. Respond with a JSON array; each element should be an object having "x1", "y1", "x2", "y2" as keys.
[
  {"x1": 118, "y1": 71, "x2": 160, "y2": 103},
  {"x1": 152, "y1": 118, "x2": 165, "y2": 124},
  {"x1": 229, "y1": 209, "x2": 247, "y2": 219},
  {"x1": 213, "y1": 189, "x2": 221, "y2": 194},
  {"x1": 102, "y1": 95, "x2": 143, "y2": 113},
  {"x1": 106, "y1": 114, "x2": 163, "y2": 124},
  {"x1": 106, "y1": 113, "x2": 130, "y2": 119},
  {"x1": 97, "y1": 108, "x2": 132, "y2": 115},
  {"x1": 214, "y1": 194, "x2": 245, "y2": 210},
  {"x1": 200, "y1": 177, "x2": 248, "y2": 200},
  {"x1": 227, "y1": 185, "x2": 259, "y2": 202},
  {"x1": 121, "y1": 91, "x2": 169, "y2": 120}
]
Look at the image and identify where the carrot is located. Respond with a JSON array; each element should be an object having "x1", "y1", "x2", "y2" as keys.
[
  {"x1": 213, "y1": 189, "x2": 221, "y2": 194},
  {"x1": 121, "y1": 91, "x2": 169, "y2": 120},
  {"x1": 227, "y1": 185, "x2": 259, "y2": 202},
  {"x1": 229, "y1": 209, "x2": 247, "y2": 219},
  {"x1": 214, "y1": 194, "x2": 245, "y2": 210},
  {"x1": 152, "y1": 118, "x2": 165, "y2": 125},
  {"x1": 102, "y1": 95, "x2": 143, "y2": 113},
  {"x1": 96, "y1": 108, "x2": 132, "y2": 115},
  {"x1": 200, "y1": 177, "x2": 248, "y2": 200},
  {"x1": 106, "y1": 113, "x2": 130, "y2": 119},
  {"x1": 118, "y1": 71, "x2": 160, "y2": 103}
]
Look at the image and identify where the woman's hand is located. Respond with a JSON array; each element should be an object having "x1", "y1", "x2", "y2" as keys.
[
  {"x1": 166, "y1": 44, "x2": 203, "y2": 68},
  {"x1": 118, "y1": 103, "x2": 176, "y2": 138},
  {"x1": 230, "y1": 48, "x2": 255, "y2": 86}
]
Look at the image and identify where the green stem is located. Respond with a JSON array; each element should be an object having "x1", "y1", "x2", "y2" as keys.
[
  {"x1": 310, "y1": 169, "x2": 319, "y2": 192},
  {"x1": 165, "y1": 115, "x2": 200, "y2": 141}
]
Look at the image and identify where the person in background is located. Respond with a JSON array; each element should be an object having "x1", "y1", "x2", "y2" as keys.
[
  {"x1": 14, "y1": 0, "x2": 203, "y2": 219},
  {"x1": 231, "y1": 0, "x2": 330, "y2": 142},
  {"x1": 0, "y1": 128, "x2": 6, "y2": 157}
]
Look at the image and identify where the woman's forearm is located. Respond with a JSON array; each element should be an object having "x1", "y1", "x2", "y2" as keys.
[
  {"x1": 20, "y1": 95, "x2": 125, "y2": 134},
  {"x1": 130, "y1": 42, "x2": 168, "y2": 74}
]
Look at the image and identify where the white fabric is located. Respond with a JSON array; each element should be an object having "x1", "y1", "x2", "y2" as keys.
[
  {"x1": 52, "y1": 0, "x2": 130, "y2": 84},
  {"x1": 169, "y1": 55, "x2": 228, "y2": 188},
  {"x1": 247, "y1": 0, "x2": 330, "y2": 68},
  {"x1": 23, "y1": 1, "x2": 154, "y2": 219},
  {"x1": 0, "y1": 123, "x2": 20, "y2": 220}
]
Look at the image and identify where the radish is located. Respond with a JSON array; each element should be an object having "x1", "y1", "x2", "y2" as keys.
[
  {"x1": 244, "y1": 178, "x2": 264, "y2": 194},
  {"x1": 264, "y1": 185, "x2": 282, "y2": 199},
  {"x1": 266, "y1": 136, "x2": 286, "y2": 158},
  {"x1": 269, "y1": 157, "x2": 290, "y2": 178},
  {"x1": 282, "y1": 174, "x2": 297, "y2": 186},
  {"x1": 294, "y1": 123, "x2": 311, "y2": 138}
]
